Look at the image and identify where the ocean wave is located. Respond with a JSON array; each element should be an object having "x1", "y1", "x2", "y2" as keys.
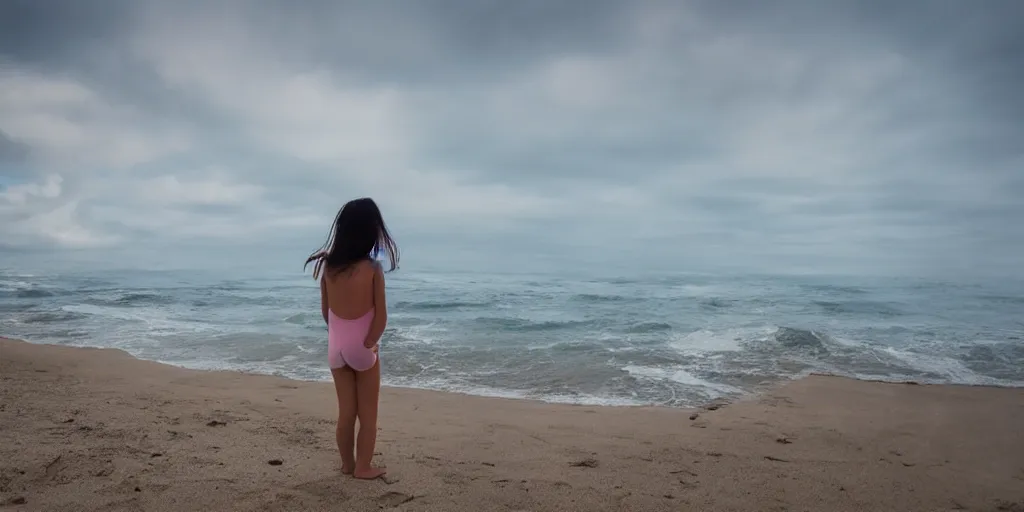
[
  {"x1": 210, "y1": 280, "x2": 247, "y2": 291},
  {"x1": 875, "y1": 347, "x2": 999, "y2": 384},
  {"x1": 669, "y1": 327, "x2": 769, "y2": 354},
  {"x1": 471, "y1": 316, "x2": 596, "y2": 332},
  {"x1": 799, "y1": 284, "x2": 868, "y2": 295},
  {"x1": 284, "y1": 312, "x2": 321, "y2": 325},
  {"x1": 81, "y1": 292, "x2": 176, "y2": 308},
  {"x1": 622, "y1": 365, "x2": 744, "y2": 398},
  {"x1": 393, "y1": 300, "x2": 494, "y2": 311},
  {"x1": 814, "y1": 299, "x2": 904, "y2": 317},
  {"x1": 587, "y1": 277, "x2": 639, "y2": 286},
  {"x1": 196, "y1": 293, "x2": 292, "y2": 307},
  {"x1": 113, "y1": 292, "x2": 174, "y2": 306},
  {"x1": 570, "y1": 293, "x2": 633, "y2": 303},
  {"x1": 60, "y1": 304, "x2": 206, "y2": 333},
  {"x1": 0, "y1": 278, "x2": 60, "y2": 297},
  {"x1": 772, "y1": 327, "x2": 830, "y2": 354},
  {"x1": 961, "y1": 342, "x2": 1024, "y2": 381},
  {"x1": 975, "y1": 294, "x2": 1024, "y2": 305},
  {"x1": 626, "y1": 321, "x2": 673, "y2": 333},
  {"x1": 0, "y1": 271, "x2": 36, "y2": 278},
  {"x1": 0, "y1": 302, "x2": 38, "y2": 313},
  {"x1": 699, "y1": 297, "x2": 734, "y2": 309},
  {"x1": 13, "y1": 288, "x2": 57, "y2": 298},
  {"x1": 385, "y1": 328, "x2": 440, "y2": 345},
  {"x1": 19, "y1": 311, "x2": 90, "y2": 324},
  {"x1": 384, "y1": 374, "x2": 646, "y2": 406}
]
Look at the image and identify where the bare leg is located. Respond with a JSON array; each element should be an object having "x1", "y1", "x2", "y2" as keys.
[
  {"x1": 330, "y1": 367, "x2": 357, "y2": 474},
  {"x1": 353, "y1": 357, "x2": 385, "y2": 479}
]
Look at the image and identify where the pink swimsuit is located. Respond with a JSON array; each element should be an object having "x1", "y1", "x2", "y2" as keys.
[{"x1": 327, "y1": 308, "x2": 377, "y2": 371}]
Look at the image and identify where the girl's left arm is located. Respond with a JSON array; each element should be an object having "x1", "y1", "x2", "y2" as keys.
[
  {"x1": 363, "y1": 263, "x2": 388, "y2": 348},
  {"x1": 320, "y1": 275, "x2": 329, "y2": 324}
]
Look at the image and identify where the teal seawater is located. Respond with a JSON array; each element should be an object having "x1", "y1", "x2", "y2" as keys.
[{"x1": 2, "y1": 267, "x2": 1022, "y2": 406}]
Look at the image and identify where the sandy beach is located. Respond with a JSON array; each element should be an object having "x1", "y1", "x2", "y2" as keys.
[{"x1": 1, "y1": 337, "x2": 1022, "y2": 511}]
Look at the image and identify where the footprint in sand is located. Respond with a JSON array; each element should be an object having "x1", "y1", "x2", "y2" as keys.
[
  {"x1": 41, "y1": 454, "x2": 65, "y2": 482},
  {"x1": 440, "y1": 471, "x2": 471, "y2": 485},
  {"x1": 377, "y1": 491, "x2": 414, "y2": 508},
  {"x1": 410, "y1": 454, "x2": 443, "y2": 469},
  {"x1": 293, "y1": 478, "x2": 350, "y2": 501}
]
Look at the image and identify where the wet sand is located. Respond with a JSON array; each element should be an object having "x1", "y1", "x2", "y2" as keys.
[{"x1": 1, "y1": 337, "x2": 1022, "y2": 511}]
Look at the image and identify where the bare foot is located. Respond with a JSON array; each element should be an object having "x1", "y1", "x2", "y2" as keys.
[
  {"x1": 353, "y1": 466, "x2": 386, "y2": 480},
  {"x1": 341, "y1": 465, "x2": 354, "y2": 475}
]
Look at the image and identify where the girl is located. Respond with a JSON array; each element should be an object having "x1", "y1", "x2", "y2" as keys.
[{"x1": 305, "y1": 197, "x2": 399, "y2": 480}]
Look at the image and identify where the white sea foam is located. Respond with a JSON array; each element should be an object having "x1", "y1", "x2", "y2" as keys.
[
  {"x1": 0, "y1": 280, "x2": 34, "y2": 290},
  {"x1": 60, "y1": 304, "x2": 216, "y2": 334},
  {"x1": 294, "y1": 343, "x2": 321, "y2": 355},
  {"x1": 389, "y1": 324, "x2": 444, "y2": 345},
  {"x1": 667, "y1": 326, "x2": 773, "y2": 354},
  {"x1": 877, "y1": 347, "x2": 1004, "y2": 385},
  {"x1": 676, "y1": 284, "x2": 722, "y2": 296},
  {"x1": 622, "y1": 364, "x2": 744, "y2": 397},
  {"x1": 384, "y1": 375, "x2": 646, "y2": 406}
]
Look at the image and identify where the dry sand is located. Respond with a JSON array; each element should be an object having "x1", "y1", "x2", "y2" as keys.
[{"x1": 1, "y1": 337, "x2": 1022, "y2": 511}]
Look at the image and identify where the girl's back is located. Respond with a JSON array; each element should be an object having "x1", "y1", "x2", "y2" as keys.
[{"x1": 324, "y1": 260, "x2": 377, "y2": 319}]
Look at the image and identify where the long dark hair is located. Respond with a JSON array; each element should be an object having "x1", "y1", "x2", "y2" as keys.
[{"x1": 304, "y1": 197, "x2": 399, "y2": 279}]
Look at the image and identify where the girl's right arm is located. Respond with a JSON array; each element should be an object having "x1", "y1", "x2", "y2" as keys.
[
  {"x1": 363, "y1": 262, "x2": 388, "y2": 348},
  {"x1": 320, "y1": 274, "x2": 329, "y2": 325}
]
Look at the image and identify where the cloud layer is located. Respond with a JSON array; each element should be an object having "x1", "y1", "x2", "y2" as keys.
[{"x1": 1, "y1": 0, "x2": 1022, "y2": 275}]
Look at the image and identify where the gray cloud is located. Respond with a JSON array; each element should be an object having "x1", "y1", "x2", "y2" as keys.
[
  {"x1": 0, "y1": 129, "x2": 28, "y2": 163},
  {"x1": 0, "y1": 0, "x2": 1021, "y2": 276}
]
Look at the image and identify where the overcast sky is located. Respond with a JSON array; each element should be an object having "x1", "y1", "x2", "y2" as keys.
[{"x1": 1, "y1": 0, "x2": 1022, "y2": 276}]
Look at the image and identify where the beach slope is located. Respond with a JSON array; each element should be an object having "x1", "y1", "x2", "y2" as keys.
[{"x1": 1, "y1": 337, "x2": 1022, "y2": 511}]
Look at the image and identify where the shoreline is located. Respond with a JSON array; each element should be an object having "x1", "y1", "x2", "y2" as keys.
[
  {"x1": 5, "y1": 335, "x2": 1016, "y2": 410},
  {"x1": 2, "y1": 336, "x2": 1023, "y2": 511}
]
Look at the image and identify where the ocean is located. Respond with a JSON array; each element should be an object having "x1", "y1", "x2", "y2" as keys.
[{"x1": 2, "y1": 264, "x2": 1022, "y2": 407}]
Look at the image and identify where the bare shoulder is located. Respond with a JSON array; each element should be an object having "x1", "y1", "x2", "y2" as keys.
[
  {"x1": 370, "y1": 259, "x2": 385, "y2": 279},
  {"x1": 359, "y1": 259, "x2": 384, "y2": 277}
]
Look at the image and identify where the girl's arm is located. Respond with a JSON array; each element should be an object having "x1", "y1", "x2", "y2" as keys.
[
  {"x1": 320, "y1": 275, "x2": 329, "y2": 325},
  {"x1": 363, "y1": 263, "x2": 388, "y2": 348}
]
